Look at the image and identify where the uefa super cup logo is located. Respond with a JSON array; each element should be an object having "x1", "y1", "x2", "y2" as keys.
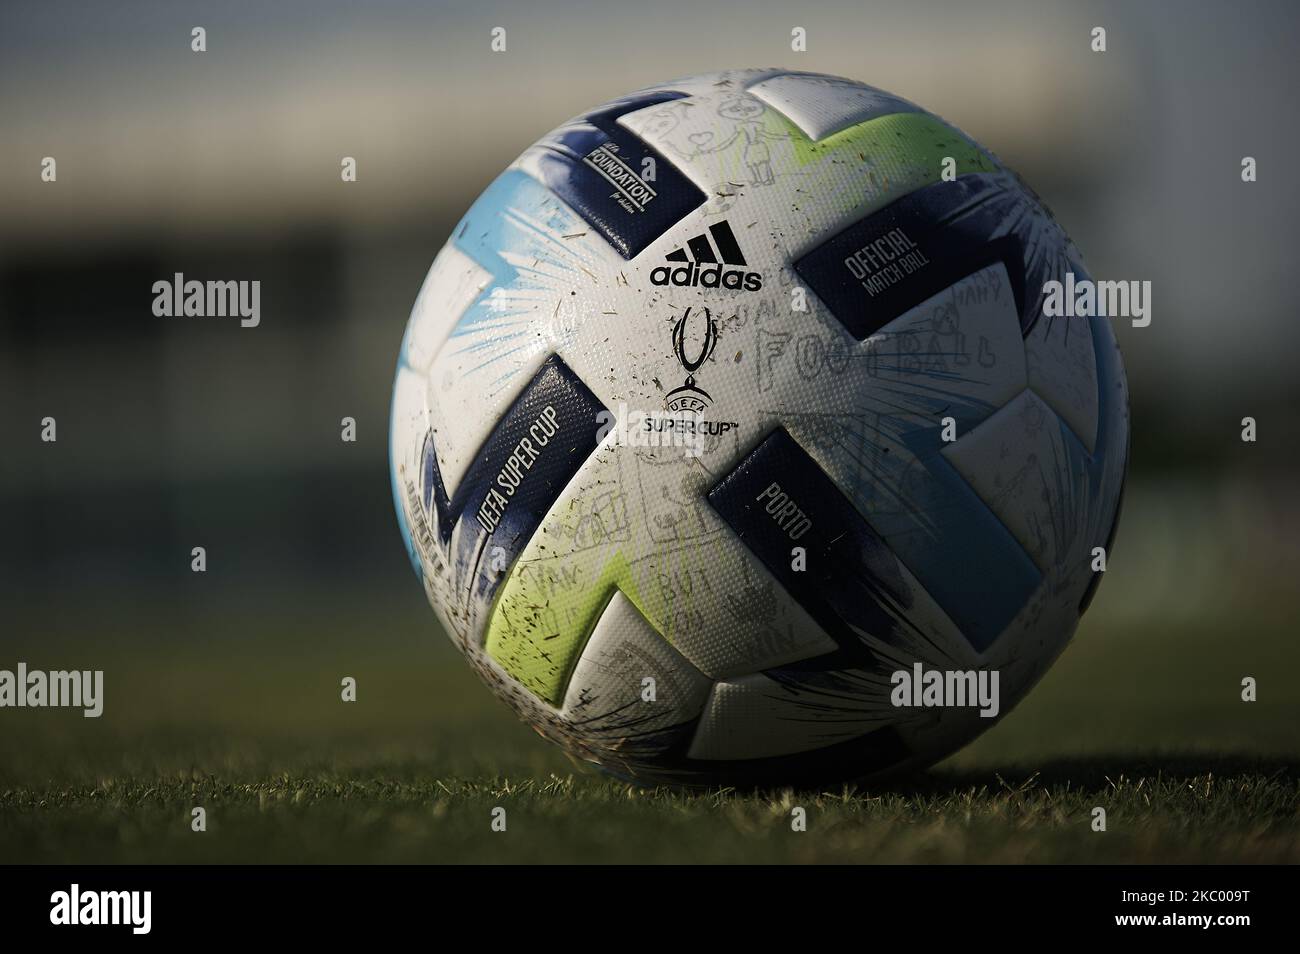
[{"x1": 665, "y1": 306, "x2": 719, "y2": 413}]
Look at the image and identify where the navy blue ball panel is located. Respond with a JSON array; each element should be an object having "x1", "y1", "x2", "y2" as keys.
[
  {"x1": 795, "y1": 175, "x2": 1053, "y2": 340},
  {"x1": 709, "y1": 427, "x2": 1040, "y2": 654},
  {"x1": 708, "y1": 428, "x2": 919, "y2": 668},
  {"x1": 530, "y1": 92, "x2": 707, "y2": 260},
  {"x1": 420, "y1": 355, "x2": 608, "y2": 603}
]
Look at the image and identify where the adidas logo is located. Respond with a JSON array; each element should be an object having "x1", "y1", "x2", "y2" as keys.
[{"x1": 650, "y1": 220, "x2": 763, "y2": 291}]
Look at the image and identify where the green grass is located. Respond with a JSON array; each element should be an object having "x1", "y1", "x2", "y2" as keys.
[
  {"x1": 4, "y1": 751, "x2": 1297, "y2": 864},
  {"x1": 2, "y1": 580, "x2": 1298, "y2": 864}
]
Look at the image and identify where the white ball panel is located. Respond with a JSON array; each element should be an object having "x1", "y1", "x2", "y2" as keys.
[
  {"x1": 942, "y1": 388, "x2": 1081, "y2": 573},
  {"x1": 1025, "y1": 314, "x2": 1099, "y2": 454},
  {"x1": 687, "y1": 672, "x2": 890, "y2": 761},
  {"x1": 746, "y1": 72, "x2": 920, "y2": 142},
  {"x1": 561, "y1": 590, "x2": 712, "y2": 731},
  {"x1": 403, "y1": 244, "x2": 493, "y2": 374}
]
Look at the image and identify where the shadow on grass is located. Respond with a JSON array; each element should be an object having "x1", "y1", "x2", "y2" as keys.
[{"x1": 873, "y1": 753, "x2": 1300, "y2": 799}]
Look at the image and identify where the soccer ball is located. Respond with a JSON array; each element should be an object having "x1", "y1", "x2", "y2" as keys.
[{"x1": 390, "y1": 70, "x2": 1128, "y2": 787}]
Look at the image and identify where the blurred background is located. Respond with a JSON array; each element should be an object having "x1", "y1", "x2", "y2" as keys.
[{"x1": 1, "y1": 0, "x2": 1297, "y2": 811}]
